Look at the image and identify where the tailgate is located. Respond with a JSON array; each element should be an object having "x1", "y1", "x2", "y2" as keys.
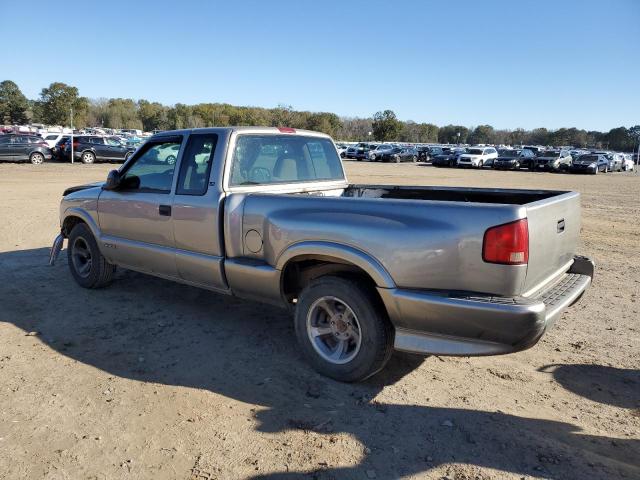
[{"x1": 523, "y1": 192, "x2": 581, "y2": 295}]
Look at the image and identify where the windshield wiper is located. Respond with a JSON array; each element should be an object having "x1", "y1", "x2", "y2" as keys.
[{"x1": 238, "y1": 181, "x2": 261, "y2": 185}]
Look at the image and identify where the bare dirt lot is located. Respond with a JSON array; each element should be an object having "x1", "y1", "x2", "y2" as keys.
[{"x1": 0, "y1": 161, "x2": 638, "y2": 480}]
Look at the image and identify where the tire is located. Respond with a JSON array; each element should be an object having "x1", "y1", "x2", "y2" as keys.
[
  {"x1": 166, "y1": 154, "x2": 176, "y2": 165},
  {"x1": 124, "y1": 152, "x2": 132, "y2": 162},
  {"x1": 294, "y1": 276, "x2": 394, "y2": 382},
  {"x1": 81, "y1": 151, "x2": 96, "y2": 164},
  {"x1": 478, "y1": 160, "x2": 484, "y2": 168},
  {"x1": 30, "y1": 152, "x2": 45, "y2": 165},
  {"x1": 67, "y1": 223, "x2": 116, "y2": 289},
  {"x1": 395, "y1": 156, "x2": 401, "y2": 163},
  {"x1": 412, "y1": 155, "x2": 418, "y2": 163}
]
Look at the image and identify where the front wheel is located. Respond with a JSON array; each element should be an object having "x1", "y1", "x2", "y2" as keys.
[
  {"x1": 30, "y1": 152, "x2": 45, "y2": 165},
  {"x1": 478, "y1": 160, "x2": 484, "y2": 168},
  {"x1": 294, "y1": 276, "x2": 393, "y2": 382},
  {"x1": 67, "y1": 223, "x2": 116, "y2": 288},
  {"x1": 81, "y1": 151, "x2": 96, "y2": 164}
]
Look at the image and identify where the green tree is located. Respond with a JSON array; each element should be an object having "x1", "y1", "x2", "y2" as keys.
[
  {"x1": 437, "y1": 125, "x2": 469, "y2": 144},
  {"x1": 468, "y1": 125, "x2": 496, "y2": 145},
  {"x1": 138, "y1": 100, "x2": 169, "y2": 131},
  {"x1": 0, "y1": 80, "x2": 29, "y2": 124},
  {"x1": 38, "y1": 82, "x2": 88, "y2": 127},
  {"x1": 372, "y1": 110, "x2": 401, "y2": 142},
  {"x1": 605, "y1": 127, "x2": 633, "y2": 151}
]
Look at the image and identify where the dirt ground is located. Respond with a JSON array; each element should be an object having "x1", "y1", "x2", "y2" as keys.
[{"x1": 0, "y1": 161, "x2": 638, "y2": 480}]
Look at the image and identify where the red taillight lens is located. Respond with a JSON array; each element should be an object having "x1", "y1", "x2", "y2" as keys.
[
  {"x1": 483, "y1": 218, "x2": 529, "y2": 265},
  {"x1": 72, "y1": 140, "x2": 79, "y2": 148},
  {"x1": 277, "y1": 127, "x2": 296, "y2": 133}
]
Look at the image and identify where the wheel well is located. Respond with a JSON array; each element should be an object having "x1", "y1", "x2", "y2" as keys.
[
  {"x1": 282, "y1": 257, "x2": 379, "y2": 306},
  {"x1": 62, "y1": 216, "x2": 86, "y2": 237}
]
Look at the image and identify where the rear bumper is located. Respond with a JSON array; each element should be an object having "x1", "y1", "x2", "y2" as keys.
[{"x1": 379, "y1": 256, "x2": 594, "y2": 356}]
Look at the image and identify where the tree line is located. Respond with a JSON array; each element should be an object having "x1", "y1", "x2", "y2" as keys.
[{"x1": 1, "y1": 80, "x2": 638, "y2": 151}]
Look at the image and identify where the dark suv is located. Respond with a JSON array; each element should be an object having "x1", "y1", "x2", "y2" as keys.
[
  {"x1": 64, "y1": 136, "x2": 136, "y2": 164},
  {"x1": 417, "y1": 145, "x2": 443, "y2": 161},
  {"x1": 0, "y1": 134, "x2": 52, "y2": 164}
]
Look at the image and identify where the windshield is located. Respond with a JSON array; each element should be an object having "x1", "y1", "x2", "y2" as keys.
[
  {"x1": 468, "y1": 148, "x2": 483, "y2": 155},
  {"x1": 578, "y1": 155, "x2": 598, "y2": 162},
  {"x1": 230, "y1": 135, "x2": 345, "y2": 186},
  {"x1": 499, "y1": 150, "x2": 518, "y2": 156}
]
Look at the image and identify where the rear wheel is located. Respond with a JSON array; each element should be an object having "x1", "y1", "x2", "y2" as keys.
[
  {"x1": 67, "y1": 223, "x2": 115, "y2": 289},
  {"x1": 30, "y1": 152, "x2": 44, "y2": 165},
  {"x1": 294, "y1": 276, "x2": 393, "y2": 382},
  {"x1": 412, "y1": 155, "x2": 417, "y2": 162},
  {"x1": 81, "y1": 151, "x2": 96, "y2": 164}
]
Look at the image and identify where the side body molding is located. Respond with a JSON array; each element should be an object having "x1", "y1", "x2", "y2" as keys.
[{"x1": 275, "y1": 241, "x2": 396, "y2": 289}]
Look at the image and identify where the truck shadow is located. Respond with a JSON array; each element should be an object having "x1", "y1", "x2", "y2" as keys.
[
  {"x1": 538, "y1": 364, "x2": 640, "y2": 410},
  {"x1": 1, "y1": 248, "x2": 638, "y2": 479}
]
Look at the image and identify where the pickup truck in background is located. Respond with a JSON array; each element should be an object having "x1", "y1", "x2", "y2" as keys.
[{"x1": 50, "y1": 127, "x2": 594, "y2": 382}]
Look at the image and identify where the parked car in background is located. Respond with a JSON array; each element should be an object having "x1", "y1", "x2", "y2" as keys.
[
  {"x1": 64, "y1": 136, "x2": 136, "y2": 164},
  {"x1": 417, "y1": 145, "x2": 443, "y2": 161},
  {"x1": 604, "y1": 152, "x2": 624, "y2": 172},
  {"x1": 0, "y1": 134, "x2": 51, "y2": 164},
  {"x1": 371, "y1": 146, "x2": 418, "y2": 163},
  {"x1": 431, "y1": 147, "x2": 466, "y2": 167},
  {"x1": 42, "y1": 132, "x2": 66, "y2": 148},
  {"x1": 569, "y1": 154, "x2": 610, "y2": 174},
  {"x1": 457, "y1": 147, "x2": 498, "y2": 168},
  {"x1": 345, "y1": 142, "x2": 377, "y2": 160},
  {"x1": 534, "y1": 149, "x2": 573, "y2": 172},
  {"x1": 622, "y1": 154, "x2": 635, "y2": 171},
  {"x1": 368, "y1": 144, "x2": 395, "y2": 161},
  {"x1": 335, "y1": 143, "x2": 349, "y2": 158},
  {"x1": 52, "y1": 136, "x2": 71, "y2": 160},
  {"x1": 493, "y1": 149, "x2": 536, "y2": 170}
]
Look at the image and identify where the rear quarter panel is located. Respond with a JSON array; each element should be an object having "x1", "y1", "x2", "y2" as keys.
[{"x1": 234, "y1": 194, "x2": 528, "y2": 296}]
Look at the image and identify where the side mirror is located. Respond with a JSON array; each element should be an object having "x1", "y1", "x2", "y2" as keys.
[{"x1": 103, "y1": 169, "x2": 121, "y2": 190}]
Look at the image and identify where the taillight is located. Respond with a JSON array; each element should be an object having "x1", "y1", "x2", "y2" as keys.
[
  {"x1": 483, "y1": 218, "x2": 529, "y2": 265},
  {"x1": 277, "y1": 127, "x2": 296, "y2": 133},
  {"x1": 72, "y1": 140, "x2": 79, "y2": 149}
]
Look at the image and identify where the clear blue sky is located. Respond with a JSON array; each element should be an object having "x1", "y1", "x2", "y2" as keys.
[{"x1": 2, "y1": 0, "x2": 638, "y2": 131}]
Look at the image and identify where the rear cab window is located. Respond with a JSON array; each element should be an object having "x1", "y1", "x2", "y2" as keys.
[{"x1": 229, "y1": 134, "x2": 345, "y2": 187}]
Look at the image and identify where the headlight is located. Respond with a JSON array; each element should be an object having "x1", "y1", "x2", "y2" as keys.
[{"x1": 589, "y1": 163, "x2": 596, "y2": 167}]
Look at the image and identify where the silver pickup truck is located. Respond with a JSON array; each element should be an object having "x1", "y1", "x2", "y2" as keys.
[{"x1": 50, "y1": 127, "x2": 594, "y2": 382}]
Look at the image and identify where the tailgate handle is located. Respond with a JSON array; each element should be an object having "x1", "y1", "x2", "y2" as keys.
[{"x1": 557, "y1": 219, "x2": 565, "y2": 233}]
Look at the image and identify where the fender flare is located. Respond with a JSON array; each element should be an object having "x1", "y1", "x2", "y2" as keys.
[
  {"x1": 62, "y1": 207, "x2": 101, "y2": 240},
  {"x1": 276, "y1": 241, "x2": 396, "y2": 289}
]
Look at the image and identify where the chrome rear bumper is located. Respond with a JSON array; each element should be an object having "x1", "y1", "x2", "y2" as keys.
[{"x1": 379, "y1": 256, "x2": 594, "y2": 356}]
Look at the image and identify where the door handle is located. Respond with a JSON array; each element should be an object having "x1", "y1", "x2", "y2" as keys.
[{"x1": 159, "y1": 205, "x2": 172, "y2": 216}]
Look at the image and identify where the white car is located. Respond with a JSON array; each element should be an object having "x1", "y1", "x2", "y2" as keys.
[
  {"x1": 42, "y1": 132, "x2": 65, "y2": 148},
  {"x1": 457, "y1": 147, "x2": 498, "y2": 168},
  {"x1": 335, "y1": 143, "x2": 349, "y2": 158},
  {"x1": 622, "y1": 154, "x2": 635, "y2": 172}
]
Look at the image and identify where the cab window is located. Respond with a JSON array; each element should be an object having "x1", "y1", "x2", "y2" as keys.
[
  {"x1": 176, "y1": 134, "x2": 218, "y2": 195},
  {"x1": 119, "y1": 138, "x2": 182, "y2": 193},
  {"x1": 230, "y1": 135, "x2": 344, "y2": 186}
]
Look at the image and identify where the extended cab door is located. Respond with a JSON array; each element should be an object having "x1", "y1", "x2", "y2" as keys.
[
  {"x1": 171, "y1": 132, "x2": 228, "y2": 291},
  {"x1": 97, "y1": 135, "x2": 183, "y2": 277}
]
